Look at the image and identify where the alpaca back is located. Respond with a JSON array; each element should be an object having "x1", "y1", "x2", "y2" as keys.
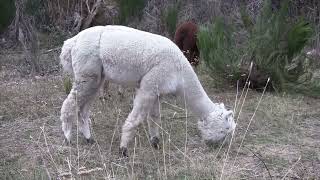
[{"x1": 98, "y1": 26, "x2": 191, "y2": 85}]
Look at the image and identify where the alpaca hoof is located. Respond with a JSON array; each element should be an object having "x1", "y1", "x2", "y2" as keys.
[
  {"x1": 151, "y1": 137, "x2": 160, "y2": 149},
  {"x1": 118, "y1": 91, "x2": 124, "y2": 97},
  {"x1": 99, "y1": 96, "x2": 107, "y2": 103},
  {"x1": 86, "y1": 138, "x2": 95, "y2": 144},
  {"x1": 64, "y1": 138, "x2": 72, "y2": 145},
  {"x1": 119, "y1": 147, "x2": 128, "y2": 157}
]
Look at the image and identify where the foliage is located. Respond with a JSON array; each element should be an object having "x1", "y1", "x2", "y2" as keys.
[
  {"x1": 63, "y1": 76, "x2": 72, "y2": 95},
  {"x1": 25, "y1": 0, "x2": 51, "y2": 29},
  {"x1": 198, "y1": 0, "x2": 317, "y2": 96},
  {"x1": 162, "y1": 1, "x2": 180, "y2": 37},
  {"x1": 197, "y1": 18, "x2": 242, "y2": 84},
  {"x1": 118, "y1": 0, "x2": 146, "y2": 24},
  {"x1": 287, "y1": 21, "x2": 313, "y2": 59},
  {"x1": 246, "y1": 0, "x2": 314, "y2": 92},
  {"x1": 0, "y1": 0, "x2": 15, "y2": 33}
]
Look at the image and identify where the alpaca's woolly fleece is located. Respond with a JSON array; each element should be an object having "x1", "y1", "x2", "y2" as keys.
[
  {"x1": 59, "y1": 25, "x2": 235, "y2": 151},
  {"x1": 198, "y1": 103, "x2": 236, "y2": 143}
]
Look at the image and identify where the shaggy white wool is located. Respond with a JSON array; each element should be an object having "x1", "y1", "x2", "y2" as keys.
[{"x1": 60, "y1": 25, "x2": 236, "y2": 150}]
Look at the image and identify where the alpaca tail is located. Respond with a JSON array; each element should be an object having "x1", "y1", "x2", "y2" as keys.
[{"x1": 60, "y1": 36, "x2": 77, "y2": 76}]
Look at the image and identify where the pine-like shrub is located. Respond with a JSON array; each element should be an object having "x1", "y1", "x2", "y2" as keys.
[
  {"x1": 162, "y1": 1, "x2": 180, "y2": 37},
  {"x1": 118, "y1": 0, "x2": 146, "y2": 24},
  {"x1": 198, "y1": 0, "x2": 318, "y2": 96}
]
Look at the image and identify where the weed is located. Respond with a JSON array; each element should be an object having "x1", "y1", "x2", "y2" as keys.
[
  {"x1": 162, "y1": 1, "x2": 180, "y2": 38},
  {"x1": 63, "y1": 76, "x2": 72, "y2": 95},
  {"x1": 198, "y1": 0, "x2": 318, "y2": 96},
  {"x1": 197, "y1": 17, "x2": 242, "y2": 85},
  {"x1": 118, "y1": 0, "x2": 146, "y2": 24}
]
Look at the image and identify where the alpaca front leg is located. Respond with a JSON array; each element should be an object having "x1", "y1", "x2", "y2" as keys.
[
  {"x1": 148, "y1": 122, "x2": 160, "y2": 149},
  {"x1": 117, "y1": 85, "x2": 124, "y2": 96},
  {"x1": 120, "y1": 90, "x2": 156, "y2": 157},
  {"x1": 148, "y1": 100, "x2": 160, "y2": 149},
  {"x1": 99, "y1": 81, "x2": 109, "y2": 102},
  {"x1": 120, "y1": 112, "x2": 145, "y2": 157}
]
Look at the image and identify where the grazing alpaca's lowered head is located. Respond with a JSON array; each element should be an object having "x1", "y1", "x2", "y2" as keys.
[
  {"x1": 174, "y1": 21, "x2": 200, "y2": 66},
  {"x1": 59, "y1": 25, "x2": 236, "y2": 156}
]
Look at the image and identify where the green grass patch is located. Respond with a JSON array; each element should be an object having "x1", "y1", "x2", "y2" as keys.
[{"x1": 118, "y1": 0, "x2": 147, "y2": 24}]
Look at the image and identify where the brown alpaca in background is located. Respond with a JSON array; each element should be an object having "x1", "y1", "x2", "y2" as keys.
[{"x1": 174, "y1": 21, "x2": 200, "y2": 66}]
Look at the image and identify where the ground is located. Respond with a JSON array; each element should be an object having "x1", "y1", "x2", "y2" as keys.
[{"x1": 0, "y1": 47, "x2": 319, "y2": 180}]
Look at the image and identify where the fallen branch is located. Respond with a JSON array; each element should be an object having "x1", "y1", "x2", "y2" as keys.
[
  {"x1": 59, "y1": 167, "x2": 103, "y2": 177},
  {"x1": 78, "y1": 167, "x2": 103, "y2": 175},
  {"x1": 244, "y1": 146, "x2": 272, "y2": 180}
]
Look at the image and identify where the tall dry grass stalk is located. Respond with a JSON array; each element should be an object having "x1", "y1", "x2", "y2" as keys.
[
  {"x1": 281, "y1": 156, "x2": 301, "y2": 180},
  {"x1": 182, "y1": 83, "x2": 189, "y2": 165},
  {"x1": 231, "y1": 78, "x2": 270, "y2": 168},
  {"x1": 40, "y1": 125, "x2": 59, "y2": 172},
  {"x1": 220, "y1": 81, "x2": 251, "y2": 179},
  {"x1": 131, "y1": 137, "x2": 137, "y2": 178},
  {"x1": 157, "y1": 93, "x2": 168, "y2": 179},
  {"x1": 75, "y1": 90, "x2": 80, "y2": 174}
]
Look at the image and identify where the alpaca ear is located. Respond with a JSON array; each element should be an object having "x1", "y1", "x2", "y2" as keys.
[
  {"x1": 224, "y1": 110, "x2": 233, "y2": 122},
  {"x1": 226, "y1": 111, "x2": 233, "y2": 118},
  {"x1": 219, "y1": 103, "x2": 225, "y2": 108}
]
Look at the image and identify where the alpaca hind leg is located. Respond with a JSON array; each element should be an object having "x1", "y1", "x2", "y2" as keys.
[
  {"x1": 76, "y1": 75, "x2": 103, "y2": 142},
  {"x1": 60, "y1": 72, "x2": 102, "y2": 143},
  {"x1": 79, "y1": 103, "x2": 94, "y2": 143},
  {"x1": 61, "y1": 90, "x2": 77, "y2": 142}
]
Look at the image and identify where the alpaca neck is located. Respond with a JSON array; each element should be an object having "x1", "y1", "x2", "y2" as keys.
[{"x1": 178, "y1": 65, "x2": 216, "y2": 117}]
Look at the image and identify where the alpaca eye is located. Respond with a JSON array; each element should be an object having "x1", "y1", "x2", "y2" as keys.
[{"x1": 225, "y1": 117, "x2": 229, "y2": 122}]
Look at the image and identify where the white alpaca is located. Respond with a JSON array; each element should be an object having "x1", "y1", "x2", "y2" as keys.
[{"x1": 60, "y1": 25, "x2": 236, "y2": 156}]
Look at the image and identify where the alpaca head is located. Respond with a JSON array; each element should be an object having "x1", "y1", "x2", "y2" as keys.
[{"x1": 198, "y1": 103, "x2": 236, "y2": 146}]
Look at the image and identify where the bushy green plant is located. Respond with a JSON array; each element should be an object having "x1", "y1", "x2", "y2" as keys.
[
  {"x1": 25, "y1": 0, "x2": 51, "y2": 28},
  {"x1": 0, "y1": 0, "x2": 15, "y2": 33},
  {"x1": 246, "y1": 0, "x2": 313, "y2": 91},
  {"x1": 197, "y1": 18, "x2": 242, "y2": 84},
  {"x1": 163, "y1": 2, "x2": 180, "y2": 37},
  {"x1": 63, "y1": 76, "x2": 72, "y2": 95},
  {"x1": 118, "y1": 0, "x2": 146, "y2": 24},
  {"x1": 198, "y1": 0, "x2": 317, "y2": 96}
]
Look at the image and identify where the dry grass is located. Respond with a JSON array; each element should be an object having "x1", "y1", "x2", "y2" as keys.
[{"x1": 0, "y1": 50, "x2": 320, "y2": 180}]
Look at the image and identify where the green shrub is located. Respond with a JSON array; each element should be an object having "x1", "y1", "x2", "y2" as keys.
[
  {"x1": 246, "y1": 0, "x2": 313, "y2": 91},
  {"x1": 63, "y1": 76, "x2": 72, "y2": 95},
  {"x1": 118, "y1": 0, "x2": 146, "y2": 24},
  {"x1": 25, "y1": 0, "x2": 51, "y2": 28},
  {"x1": 162, "y1": 2, "x2": 180, "y2": 37},
  {"x1": 198, "y1": 0, "x2": 317, "y2": 96},
  {"x1": 197, "y1": 18, "x2": 242, "y2": 84},
  {"x1": 0, "y1": 0, "x2": 15, "y2": 33}
]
